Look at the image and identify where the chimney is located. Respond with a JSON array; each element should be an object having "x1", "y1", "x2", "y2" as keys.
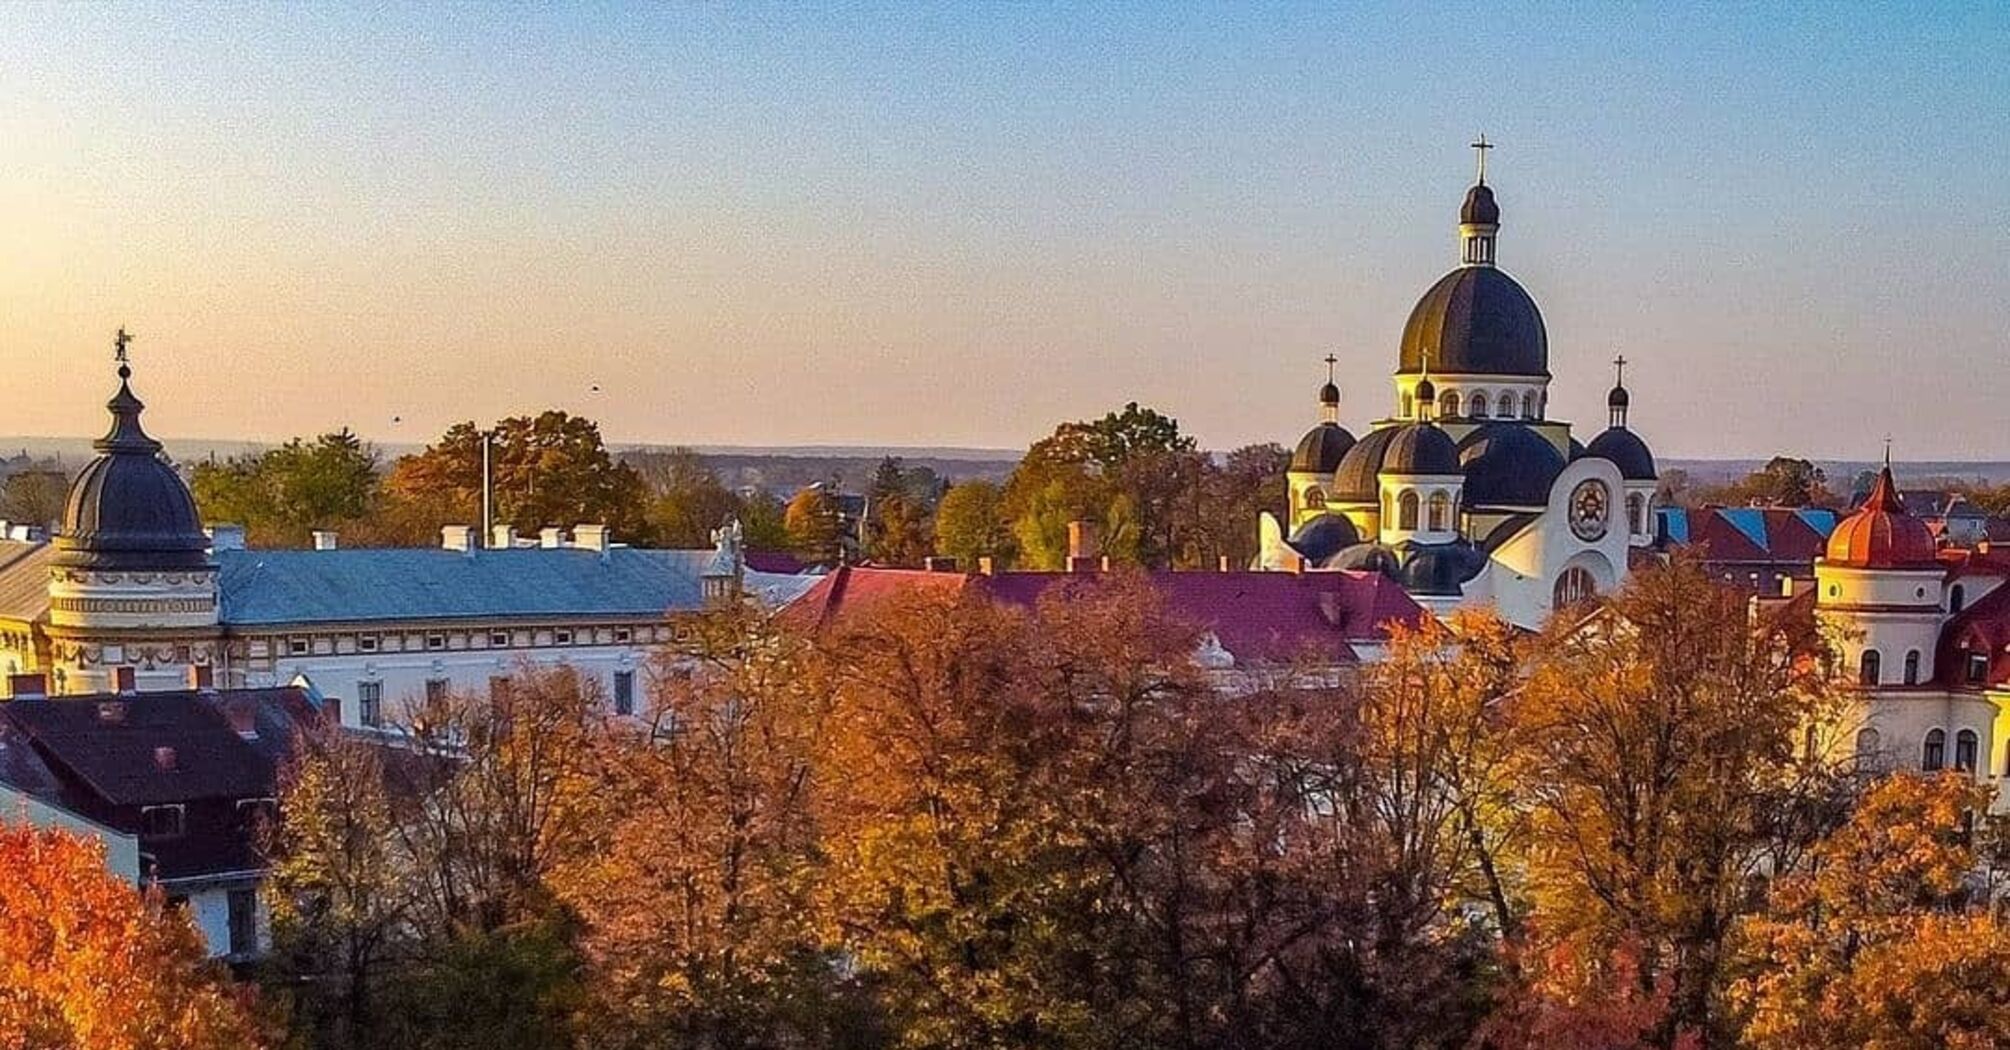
[
  {"x1": 539, "y1": 527, "x2": 565, "y2": 549},
  {"x1": 153, "y1": 746, "x2": 178, "y2": 772},
  {"x1": 491, "y1": 524, "x2": 518, "y2": 549},
  {"x1": 976, "y1": 556, "x2": 995, "y2": 576},
  {"x1": 923, "y1": 556, "x2": 958, "y2": 573},
  {"x1": 113, "y1": 666, "x2": 137, "y2": 695},
  {"x1": 1066, "y1": 520, "x2": 1100, "y2": 573},
  {"x1": 8, "y1": 672, "x2": 46, "y2": 699},
  {"x1": 207, "y1": 524, "x2": 247, "y2": 553},
  {"x1": 311, "y1": 529, "x2": 338, "y2": 551},
  {"x1": 1218, "y1": 555, "x2": 1232, "y2": 573},
  {"x1": 572, "y1": 524, "x2": 611, "y2": 555},
  {"x1": 441, "y1": 525, "x2": 476, "y2": 554},
  {"x1": 186, "y1": 664, "x2": 215, "y2": 691}
]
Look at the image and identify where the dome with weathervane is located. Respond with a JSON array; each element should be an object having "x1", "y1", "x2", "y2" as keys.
[{"x1": 56, "y1": 359, "x2": 211, "y2": 572}]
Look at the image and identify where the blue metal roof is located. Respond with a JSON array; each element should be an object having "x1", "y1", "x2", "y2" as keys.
[
  {"x1": 1720, "y1": 508, "x2": 1769, "y2": 550},
  {"x1": 216, "y1": 547, "x2": 814, "y2": 626},
  {"x1": 1657, "y1": 507, "x2": 1689, "y2": 545}
]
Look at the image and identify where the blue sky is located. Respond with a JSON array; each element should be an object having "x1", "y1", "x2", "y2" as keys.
[{"x1": 1, "y1": 3, "x2": 2005, "y2": 457}]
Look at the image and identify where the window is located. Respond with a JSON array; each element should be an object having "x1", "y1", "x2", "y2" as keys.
[
  {"x1": 1554, "y1": 566, "x2": 1598, "y2": 608},
  {"x1": 554, "y1": 629, "x2": 574, "y2": 645},
  {"x1": 490, "y1": 631, "x2": 510, "y2": 648},
  {"x1": 1627, "y1": 494, "x2": 1646, "y2": 535},
  {"x1": 1924, "y1": 728, "x2": 1947, "y2": 771},
  {"x1": 1859, "y1": 649, "x2": 1881, "y2": 686},
  {"x1": 1951, "y1": 585, "x2": 1967, "y2": 614},
  {"x1": 227, "y1": 889, "x2": 258, "y2": 956},
  {"x1": 1400, "y1": 392, "x2": 1414, "y2": 418},
  {"x1": 357, "y1": 681, "x2": 383, "y2": 727},
  {"x1": 1957, "y1": 729, "x2": 1979, "y2": 772},
  {"x1": 1440, "y1": 391, "x2": 1460, "y2": 418},
  {"x1": 288, "y1": 637, "x2": 309, "y2": 656},
  {"x1": 1301, "y1": 485, "x2": 1324, "y2": 511},
  {"x1": 1470, "y1": 392, "x2": 1489, "y2": 418},
  {"x1": 1968, "y1": 650, "x2": 1990, "y2": 684},
  {"x1": 1904, "y1": 650, "x2": 1921, "y2": 685},
  {"x1": 1854, "y1": 726, "x2": 1881, "y2": 767},
  {"x1": 614, "y1": 670, "x2": 636, "y2": 716},
  {"x1": 1427, "y1": 490, "x2": 1450, "y2": 532},
  {"x1": 235, "y1": 798, "x2": 277, "y2": 833},
  {"x1": 140, "y1": 805, "x2": 185, "y2": 840},
  {"x1": 425, "y1": 678, "x2": 450, "y2": 704},
  {"x1": 425, "y1": 634, "x2": 446, "y2": 651},
  {"x1": 613, "y1": 627, "x2": 632, "y2": 645},
  {"x1": 1397, "y1": 491, "x2": 1419, "y2": 530},
  {"x1": 358, "y1": 634, "x2": 379, "y2": 653}
]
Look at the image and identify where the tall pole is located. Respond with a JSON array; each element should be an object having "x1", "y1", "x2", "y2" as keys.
[{"x1": 481, "y1": 428, "x2": 493, "y2": 549}]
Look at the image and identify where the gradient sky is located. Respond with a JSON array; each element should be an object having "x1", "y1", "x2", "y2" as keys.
[{"x1": 2, "y1": 3, "x2": 2006, "y2": 459}]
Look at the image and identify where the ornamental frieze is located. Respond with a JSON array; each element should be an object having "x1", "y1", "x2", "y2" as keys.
[{"x1": 51, "y1": 596, "x2": 216, "y2": 615}]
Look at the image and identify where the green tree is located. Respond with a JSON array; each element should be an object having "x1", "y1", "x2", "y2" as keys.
[
  {"x1": 190, "y1": 430, "x2": 380, "y2": 547},
  {"x1": 643, "y1": 448, "x2": 740, "y2": 548},
  {"x1": 932, "y1": 480, "x2": 1012, "y2": 568},
  {"x1": 1002, "y1": 403, "x2": 1203, "y2": 569}
]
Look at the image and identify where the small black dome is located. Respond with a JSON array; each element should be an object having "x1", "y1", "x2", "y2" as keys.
[
  {"x1": 1607, "y1": 384, "x2": 1630, "y2": 409},
  {"x1": 1319, "y1": 380, "x2": 1340, "y2": 405},
  {"x1": 1288, "y1": 514, "x2": 1361, "y2": 565},
  {"x1": 1585, "y1": 426, "x2": 1658, "y2": 481},
  {"x1": 1457, "y1": 422, "x2": 1566, "y2": 509},
  {"x1": 1383, "y1": 423, "x2": 1460, "y2": 476},
  {"x1": 1395, "y1": 540, "x2": 1488, "y2": 597},
  {"x1": 1291, "y1": 422, "x2": 1356, "y2": 474},
  {"x1": 1398, "y1": 267, "x2": 1548, "y2": 378},
  {"x1": 1331, "y1": 427, "x2": 1404, "y2": 503},
  {"x1": 1330, "y1": 542, "x2": 1399, "y2": 576},
  {"x1": 1461, "y1": 183, "x2": 1500, "y2": 225},
  {"x1": 56, "y1": 373, "x2": 211, "y2": 572}
]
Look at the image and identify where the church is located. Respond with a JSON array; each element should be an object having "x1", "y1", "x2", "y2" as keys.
[{"x1": 1258, "y1": 146, "x2": 1658, "y2": 628}]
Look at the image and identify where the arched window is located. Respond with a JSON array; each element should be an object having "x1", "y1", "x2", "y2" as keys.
[
  {"x1": 1539, "y1": 391, "x2": 1548, "y2": 418},
  {"x1": 1956, "y1": 729, "x2": 1979, "y2": 772},
  {"x1": 1440, "y1": 391, "x2": 1460, "y2": 418},
  {"x1": 1923, "y1": 728, "x2": 1946, "y2": 771},
  {"x1": 1859, "y1": 649, "x2": 1881, "y2": 686},
  {"x1": 1521, "y1": 391, "x2": 1537, "y2": 418},
  {"x1": 1951, "y1": 585, "x2": 1966, "y2": 614},
  {"x1": 1904, "y1": 649, "x2": 1921, "y2": 685},
  {"x1": 1400, "y1": 392, "x2": 1414, "y2": 419},
  {"x1": 1627, "y1": 493, "x2": 1646, "y2": 535},
  {"x1": 1398, "y1": 490, "x2": 1419, "y2": 530},
  {"x1": 1854, "y1": 726, "x2": 1881, "y2": 767},
  {"x1": 1470, "y1": 392, "x2": 1489, "y2": 418},
  {"x1": 1302, "y1": 485, "x2": 1324, "y2": 511},
  {"x1": 1427, "y1": 490, "x2": 1450, "y2": 531},
  {"x1": 1380, "y1": 490, "x2": 1392, "y2": 522},
  {"x1": 1554, "y1": 566, "x2": 1598, "y2": 608}
]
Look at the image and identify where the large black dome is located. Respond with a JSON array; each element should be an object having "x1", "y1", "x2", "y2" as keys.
[
  {"x1": 56, "y1": 372, "x2": 211, "y2": 572},
  {"x1": 1290, "y1": 422, "x2": 1356, "y2": 474},
  {"x1": 1330, "y1": 427, "x2": 1402, "y2": 503},
  {"x1": 1457, "y1": 422, "x2": 1566, "y2": 510},
  {"x1": 1398, "y1": 266, "x2": 1548, "y2": 378},
  {"x1": 1585, "y1": 426, "x2": 1658, "y2": 481}
]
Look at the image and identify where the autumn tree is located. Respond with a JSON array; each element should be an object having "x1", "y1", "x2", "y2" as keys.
[
  {"x1": 784, "y1": 485, "x2": 844, "y2": 567},
  {"x1": 0, "y1": 465, "x2": 69, "y2": 530},
  {"x1": 0, "y1": 824, "x2": 261, "y2": 1049},
  {"x1": 1693, "y1": 456, "x2": 1836, "y2": 508},
  {"x1": 380, "y1": 412, "x2": 651, "y2": 545},
  {"x1": 931, "y1": 479, "x2": 1012, "y2": 568},
  {"x1": 1002, "y1": 403, "x2": 1202, "y2": 569},
  {"x1": 639, "y1": 447, "x2": 741, "y2": 547},
  {"x1": 1506, "y1": 556, "x2": 1854, "y2": 1046}
]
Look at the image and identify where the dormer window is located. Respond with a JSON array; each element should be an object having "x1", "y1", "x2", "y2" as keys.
[{"x1": 140, "y1": 804, "x2": 185, "y2": 840}]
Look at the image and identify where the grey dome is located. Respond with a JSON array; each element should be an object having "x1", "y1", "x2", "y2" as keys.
[
  {"x1": 1383, "y1": 423, "x2": 1460, "y2": 476},
  {"x1": 1457, "y1": 422, "x2": 1566, "y2": 509},
  {"x1": 1331, "y1": 542, "x2": 1399, "y2": 576},
  {"x1": 1585, "y1": 426, "x2": 1658, "y2": 481},
  {"x1": 1287, "y1": 514, "x2": 1361, "y2": 565},
  {"x1": 1290, "y1": 422, "x2": 1356, "y2": 474},
  {"x1": 1398, "y1": 267, "x2": 1548, "y2": 378},
  {"x1": 1395, "y1": 540, "x2": 1488, "y2": 596},
  {"x1": 56, "y1": 371, "x2": 211, "y2": 572},
  {"x1": 1331, "y1": 427, "x2": 1404, "y2": 503}
]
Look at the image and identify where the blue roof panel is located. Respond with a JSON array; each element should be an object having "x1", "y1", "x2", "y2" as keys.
[{"x1": 1720, "y1": 508, "x2": 1769, "y2": 550}]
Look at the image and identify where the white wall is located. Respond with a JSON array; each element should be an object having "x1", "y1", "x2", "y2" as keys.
[{"x1": 0, "y1": 783, "x2": 142, "y2": 881}]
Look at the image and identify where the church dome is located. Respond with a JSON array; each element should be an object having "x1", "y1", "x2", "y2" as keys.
[
  {"x1": 1383, "y1": 422, "x2": 1460, "y2": 475},
  {"x1": 1457, "y1": 422, "x2": 1566, "y2": 509},
  {"x1": 1585, "y1": 426, "x2": 1657, "y2": 481},
  {"x1": 1394, "y1": 540, "x2": 1488, "y2": 596},
  {"x1": 1331, "y1": 427, "x2": 1403, "y2": 503},
  {"x1": 1291, "y1": 422, "x2": 1356, "y2": 474},
  {"x1": 1825, "y1": 467, "x2": 1938, "y2": 570},
  {"x1": 1288, "y1": 513, "x2": 1361, "y2": 565},
  {"x1": 55, "y1": 364, "x2": 211, "y2": 572},
  {"x1": 1398, "y1": 267, "x2": 1548, "y2": 378}
]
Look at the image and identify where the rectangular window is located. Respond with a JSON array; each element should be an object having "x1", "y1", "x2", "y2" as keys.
[
  {"x1": 288, "y1": 637, "x2": 309, "y2": 656},
  {"x1": 1970, "y1": 652, "x2": 1990, "y2": 684},
  {"x1": 227, "y1": 889, "x2": 258, "y2": 956},
  {"x1": 554, "y1": 629, "x2": 573, "y2": 645},
  {"x1": 236, "y1": 797, "x2": 277, "y2": 833},
  {"x1": 614, "y1": 670, "x2": 635, "y2": 716},
  {"x1": 139, "y1": 804, "x2": 185, "y2": 840},
  {"x1": 490, "y1": 631, "x2": 510, "y2": 648},
  {"x1": 425, "y1": 634, "x2": 446, "y2": 651},
  {"x1": 425, "y1": 678, "x2": 450, "y2": 704},
  {"x1": 613, "y1": 627, "x2": 632, "y2": 644},
  {"x1": 357, "y1": 681, "x2": 383, "y2": 728},
  {"x1": 358, "y1": 634, "x2": 379, "y2": 653}
]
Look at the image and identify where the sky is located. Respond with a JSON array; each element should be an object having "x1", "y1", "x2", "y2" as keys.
[{"x1": 1, "y1": 3, "x2": 2006, "y2": 459}]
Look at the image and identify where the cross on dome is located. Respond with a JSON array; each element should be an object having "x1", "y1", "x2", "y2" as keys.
[{"x1": 1470, "y1": 135, "x2": 1493, "y2": 185}]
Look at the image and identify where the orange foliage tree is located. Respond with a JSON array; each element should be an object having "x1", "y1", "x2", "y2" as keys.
[{"x1": 0, "y1": 824, "x2": 261, "y2": 1049}]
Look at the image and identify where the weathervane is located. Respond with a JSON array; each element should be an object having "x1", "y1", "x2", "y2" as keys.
[{"x1": 1470, "y1": 134, "x2": 1493, "y2": 185}]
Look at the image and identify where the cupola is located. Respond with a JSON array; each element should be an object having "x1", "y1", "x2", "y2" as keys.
[{"x1": 1825, "y1": 465, "x2": 1938, "y2": 570}]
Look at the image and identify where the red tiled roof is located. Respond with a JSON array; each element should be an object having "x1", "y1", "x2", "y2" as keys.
[
  {"x1": 1941, "y1": 581, "x2": 2010, "y2": 690},
  {"x1": 1827, "y1": 467, "x2": 1940, "y2": 569}
]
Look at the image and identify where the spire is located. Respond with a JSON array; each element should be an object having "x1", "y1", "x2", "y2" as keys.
[
  {"x1": 98, "y1": 326, "x2": 160, "y2": 454},
  {"x1": 1318, "y1": 354, "x2": 1340, "y2": 424},
  {"x1": 1862, "y1": 462, "x2": 1905, "y2": 513},
  {"x1": 1607, "y1": 353, "x2": 1631, "y2": 428},
  {"x1": 1459, "y1": 137, "x2": 1501, "y2": 266}
]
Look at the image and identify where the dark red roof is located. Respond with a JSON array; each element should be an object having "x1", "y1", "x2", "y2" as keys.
[
  {"x1": 744, "y1": 550, "x2": 808, "y2": 575},
  {"x1": 1826, "y1": 467, "x2": 1940, "y2": 569},
  {"x1": 1939, "y1": 581, "x2": 2010, "y2": 690}
]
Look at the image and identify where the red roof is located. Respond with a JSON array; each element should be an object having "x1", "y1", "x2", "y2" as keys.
[
  {"x1": 1826, "y1": 467, "x2": 1940, "y2": 569},
  {"x1": 785, "y1": 565, "x2": 1427, "y2": 665},
  {"x1": 1939, "y1": 581, "x2": 2010, "y2": 690}
]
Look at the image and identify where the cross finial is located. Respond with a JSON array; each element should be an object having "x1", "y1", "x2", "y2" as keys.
[
  {"x1": 1470, "y1": 134, "x2": 1493, "y2": 185},
  {"x1": 1612, "y1": 353, "x2": 1627, "y2": 387},
  {"x1": 1324, "y1": 353, "x2": 1338, "y2": 383}
]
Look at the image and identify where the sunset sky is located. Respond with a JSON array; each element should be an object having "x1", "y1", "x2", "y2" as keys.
[{"x1": 2, "y1": 4, "x2": 2006, "y2": 458}]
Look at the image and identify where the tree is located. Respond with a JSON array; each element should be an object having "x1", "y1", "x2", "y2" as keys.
[
  {"x1": 864, "y1": 492, "x2": 932, "y2": 566},
  {"x1": 1001, "y1": 403, "x2": 1203, "y2": 569},
  {"x1": 1694, "y1": 457, "x2": 1835, "y2": 508},
  {"x1": 380, "y1": 413, "x2": 651, "y2": 545},
  {"x1": 783, "y1": 486, "x2": 843, "y2": 567},
  {"x1": 643, "y1": 447, "x2": 740, "y2": 548},
  {"x1": 0, "y1": 466, "x2": 69, "y2": 530},
  {"x1": 1506, "y1": 556, "x2": 1854, "y2": 1046},
  {"x1": 0, "y1": 824, "x2": 261, "y2": 1049},
  {"x1": 1189, "y1": 443, "x2": 1289, "y2": 570},
  {"x1": 190, "y1": 431, "x2": 381, "y2": 547},
  {"x1": 932, "y1": 480, "x2": 1012, "y2": 568}
]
